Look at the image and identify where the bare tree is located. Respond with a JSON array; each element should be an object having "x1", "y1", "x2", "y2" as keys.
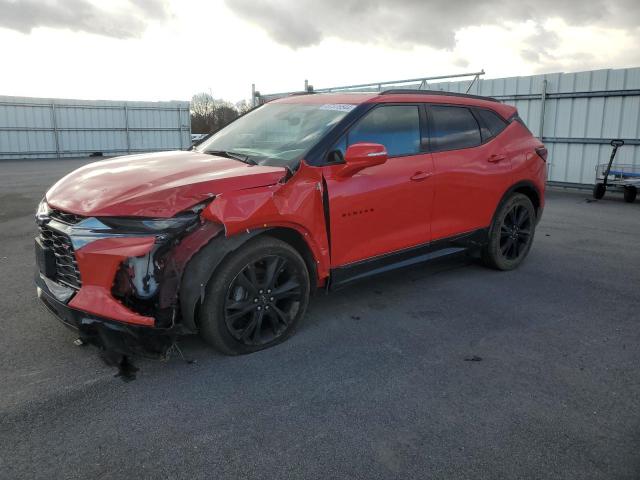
[{"x1": 190, "y1": 93, "x2": 251, "y2": 134}]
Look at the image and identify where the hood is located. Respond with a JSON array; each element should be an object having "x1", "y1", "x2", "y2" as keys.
[{"x1": 46, "y1": 151, "x2": 287, "y2": 217}]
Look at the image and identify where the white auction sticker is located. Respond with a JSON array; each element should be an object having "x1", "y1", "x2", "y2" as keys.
[{"x1": 319, "y1": 104, "x2": 357, "y2": 112}]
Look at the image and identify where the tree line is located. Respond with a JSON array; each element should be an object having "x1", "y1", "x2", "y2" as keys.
[{"x1": 190, "y1": 92, "x2": 252, "y2": 134}]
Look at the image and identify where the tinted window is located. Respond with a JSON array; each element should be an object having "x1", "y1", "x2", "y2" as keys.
[
  {"x1": 348, "y1": 105, "x2": 420, "y2": 156},
  {"x1": 429, "y1": 106, "x2": 481, "y2": 151},
  {"x1": 475, "y1": 108, "x2": 508, "y2": 141}
]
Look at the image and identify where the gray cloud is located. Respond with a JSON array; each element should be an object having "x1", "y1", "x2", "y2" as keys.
[
  {"x1": 225, "y1": 0, "x2": 640, "y2": 51},
  {"x1": 0, "y1": 0, "x2": 171, "y2": 38}
]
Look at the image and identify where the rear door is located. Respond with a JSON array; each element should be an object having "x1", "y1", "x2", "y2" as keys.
[
  {"x1": 427, "y1": 104, "x2": 513, "y2": 240},
  {"x1": 322, "y1": 104, "x2": 434, "y2": 267}
]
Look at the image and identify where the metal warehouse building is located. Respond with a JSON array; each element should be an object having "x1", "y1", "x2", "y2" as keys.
[
  {"x1": 432, "y1": 67, "x2": 640, "y2": 186},
  {"x1": 256, "y1": 66, "x2": 640, "y2": 187},
  {"x1": 0, "y1": 96, "x2": 191, "y2": 160},
  {"x1": 2, "y1": 66, "x2": 640, "y2": 188}
]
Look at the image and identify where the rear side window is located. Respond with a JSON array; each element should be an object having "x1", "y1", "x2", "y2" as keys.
[
  {"x1": 428, "y1": 105, "x2": 481, "y2": 152},
  {"x1": 474, "y1": 108, "x2": 508, "y2": 141},
  {"x1": 348, "y1": 105, "x2": 420, "y2": 156}
]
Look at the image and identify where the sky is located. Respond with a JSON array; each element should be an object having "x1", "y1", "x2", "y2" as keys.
[{"x1": 1, "y1": 0, "x2": 639, "y2": 103}]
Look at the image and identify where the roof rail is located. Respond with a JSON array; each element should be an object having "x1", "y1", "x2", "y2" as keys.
[
  {"x1": 252, "y1": 70, "x2": 486, "y2": 106},
  {"x1": 380, "y1": 89, "x2": 500, "y2": 103}
]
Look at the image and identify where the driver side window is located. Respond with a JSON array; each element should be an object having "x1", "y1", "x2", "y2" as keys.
[{"x1": 347, "y1": 105, "x2": 421, "y2": 157}]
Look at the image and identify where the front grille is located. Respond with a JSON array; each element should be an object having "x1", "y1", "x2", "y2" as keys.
[
  {"x1": 49, "y1": 208, "x2": 85, "y2": 225},
  {"x1": 39, "y1": 225, "x2": 82, "y2": 289}
]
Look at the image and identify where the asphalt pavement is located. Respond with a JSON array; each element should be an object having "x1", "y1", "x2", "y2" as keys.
[{"x1": 1, "y1": 158, "x2": 639, "y2": 479}]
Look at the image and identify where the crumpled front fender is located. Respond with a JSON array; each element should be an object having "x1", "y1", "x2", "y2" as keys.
[{"x1": 201, "y1": 162, "x2": 330, "y2": 281}]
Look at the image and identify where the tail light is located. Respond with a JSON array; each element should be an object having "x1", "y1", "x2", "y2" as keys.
[{"x1": 535, "y1": 146, "x2": 548, "y2": 162}]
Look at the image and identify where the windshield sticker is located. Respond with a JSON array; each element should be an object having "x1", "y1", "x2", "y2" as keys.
[{"x1": 319, "y1": 104, "x2": 356, "y2": 112}]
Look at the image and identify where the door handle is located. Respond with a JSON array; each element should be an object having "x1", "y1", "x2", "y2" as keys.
[
  {"x1": 488, "y1": 154, "x2": 507, "y2": 163},
  {"x1": 410, "y1": 171, "x2": 432, "y2": 181}
]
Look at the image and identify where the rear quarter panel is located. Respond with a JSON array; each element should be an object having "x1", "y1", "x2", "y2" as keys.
[{"x1": 509, "y1": 122, "x2": 547, "y2": 209}]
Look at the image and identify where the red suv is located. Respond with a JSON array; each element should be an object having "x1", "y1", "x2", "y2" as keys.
[{"x1": 35, "y1": 91, "x2": 547, "y2": 357}]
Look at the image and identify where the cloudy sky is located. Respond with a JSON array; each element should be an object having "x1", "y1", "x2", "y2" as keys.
[{"x1": 1, "y1": 0, "x2": 639, "y2": 102}]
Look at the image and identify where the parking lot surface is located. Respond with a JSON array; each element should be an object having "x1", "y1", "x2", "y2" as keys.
[{"x1": 1, "y1": 158, "x2": 639, "y2": 479}]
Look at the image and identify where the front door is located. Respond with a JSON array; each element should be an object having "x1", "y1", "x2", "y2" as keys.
[{"x1": 322, "y1": 104, "x2": 434, "y2": 267}]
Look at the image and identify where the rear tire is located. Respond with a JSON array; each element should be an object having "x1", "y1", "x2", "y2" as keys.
[
  {"x1": 198, "y1": 236, "x2": 310, "y2": 355},
  {"x1": 482, "y1": 193, "x2": 536, "y2": 271},
  {"x1": 593, "y1": 183, "x2": 606, "y2": 199},
  {"x1": 623, "y1": 186, "x2": 637, "y2": 203}
]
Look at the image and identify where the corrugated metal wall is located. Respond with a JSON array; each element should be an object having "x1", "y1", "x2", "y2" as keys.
[
  {"x1": 0, "y1": 96, "x2": 191, "y2": 160},
  {"x1": 430, "y1": 67, "x2": 640, "y2": 186},
  {"x1": 258, "y1": 67, "x2": 640, "y2": 186}
]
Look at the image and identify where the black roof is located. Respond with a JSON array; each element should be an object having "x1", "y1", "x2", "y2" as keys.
[{"x1": 380, "y1": 89, "x2": 500, "y2": 103}]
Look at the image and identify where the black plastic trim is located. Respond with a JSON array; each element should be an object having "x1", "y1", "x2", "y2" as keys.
[
  {"x1": 36, "y1": 274, "x2": 174, "y2": 358},
  {"x1": 179, "y1": 229, "x2": 264, "y2": 331},
  {"x1": 329, "y1": 228, "x2": 488, "y2": 290},
  {"x1": 496, "y1": 180, "x2": 543, "y2": 224},
  {"x1": 305, "y1": 103, "x2": 374, "y2": 166},
  {"x1": 380, "y1": 89, "x2": 500, "y2": 103},
  {"x1": 470, "y1": 107, "x2": 509, "y2": 143}
]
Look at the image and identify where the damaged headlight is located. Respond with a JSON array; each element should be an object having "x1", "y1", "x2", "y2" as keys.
[
  {"x1": 36, "y1": 198, "x2": 50, "y2": 222},
  {"x1": 99, "y1": 214, "x2": 199, "y2": 235},
  {"x1": 98, "y1": 199, "x2": 213, "y2": 235}
]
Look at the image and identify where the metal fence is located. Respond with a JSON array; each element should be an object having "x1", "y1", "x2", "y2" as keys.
[
  {"x1": 254, "y1": 67, "x2": 640, "y2": 187},
  {"x1": 0, "y1": 96, "x2": 191, "y2": 160}
]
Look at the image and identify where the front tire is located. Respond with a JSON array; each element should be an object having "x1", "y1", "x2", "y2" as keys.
[
  {"x1": 482, "y1": 193, "x2": 536, "y2": 271},
  {"x1": 198, "y1": 236, "x2": 310, "y2": 355}
]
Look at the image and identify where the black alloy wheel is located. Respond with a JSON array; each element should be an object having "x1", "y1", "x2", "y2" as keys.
[
  {"x1": 224, "y1": 255, "x2": 303, "y2": 346},
  {"x1": 499, "y1": 204, "x2": 533, "y2": 261},
  {"x1": 482, "y1": 193, "x2": 536, "y2": 270},
  {"x1": 198, "y1": 236, "x2": 310, "y2": 355}
]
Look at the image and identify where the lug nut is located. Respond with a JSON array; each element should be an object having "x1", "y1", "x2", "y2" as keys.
[
  {"x1": 270, "y1": 297, "x2": 274, "y2": 301},
  {"x1": 267, "y1": 289, "x2": 271, "y2": 293},
  {"x1": 254, "y1": 298, "x2": 258, "y2": 303},
  {"x1": 265, "y1": 306, "x2": 270, "y2": 310},
  {"x1": 257, "y1": 306, "x2": 262, "y2": 310},
  {"x1": 259, "y1": 289, "x2": 264, "y2": 294}
]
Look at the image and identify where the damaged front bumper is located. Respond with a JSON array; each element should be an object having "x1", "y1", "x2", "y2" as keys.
[
  {"x1": 34, "y1": 201, "x2": 226, "y2": 358},
  {"x1": 36, "y1": 273, "x2": 174, "y2": 358}
]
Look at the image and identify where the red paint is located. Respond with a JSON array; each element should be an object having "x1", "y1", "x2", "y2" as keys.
[
  {"x1": 430, "y1": 124, "x2": 515, "y2": 240},
  {"x1": 70, "y1": 236, "x2": 157, "y2": 326},
  {"x1": 203, "y1": 162, "x2": 331, "y2": 282},
  {"x1": 46, "y1": 150, "x2": 286, "y2": 217},
  {"x1": 322, "y1": 150, "x2": 434, "y2": 266},
  {"x1": 44, "y1": 92, "x2": 546, "y2": 330}
]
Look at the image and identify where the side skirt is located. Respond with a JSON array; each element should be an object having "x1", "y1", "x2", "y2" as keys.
[{"x1": 329, "y1": 228, "x2": 488, "y2": 290}]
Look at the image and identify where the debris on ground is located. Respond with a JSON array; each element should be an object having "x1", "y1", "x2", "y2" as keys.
[
  {"x1": 464, "y1": 355, "x2": 483, "y2": 362},
  {"x1": 99, "y1": 351, "x2": 139, "y2": 382}
]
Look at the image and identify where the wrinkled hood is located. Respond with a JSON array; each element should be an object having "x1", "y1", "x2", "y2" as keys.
[{"x1": 46, "y1": 151, "x2": 287, "y2": 217}]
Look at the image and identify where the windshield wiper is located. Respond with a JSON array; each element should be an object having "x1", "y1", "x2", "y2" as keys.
[{"x1": 204, "y1": 150, "x2": 257, "y2": 165}]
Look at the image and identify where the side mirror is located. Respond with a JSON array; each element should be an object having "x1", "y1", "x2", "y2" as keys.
[{"x1": 338, "y1": 143, "x2": 388, "y2": 177}]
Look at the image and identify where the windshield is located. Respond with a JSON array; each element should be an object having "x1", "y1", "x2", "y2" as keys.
[{"x1": 195, "y1": 102, "x2": 354, "y2": 169}]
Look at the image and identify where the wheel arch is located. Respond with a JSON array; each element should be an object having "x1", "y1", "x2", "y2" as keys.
[
  {"x1": 497, "y1": 180, "x2": 542, "y2": 221},
  {"x1": 179, "y1": 225, "x2": 320, "y2": 332},
  {"x1": 260, "y1": 227, "x2": 319, "y2": 291}
]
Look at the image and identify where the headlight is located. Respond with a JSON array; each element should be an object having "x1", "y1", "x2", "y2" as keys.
[
  {"x1": 98, "y1": 213, "x2": 199, "y2": 234},
  {"x1": 98, "y1": 198, "x2": 213, "y2": 234},
  {"x1": 36, "y1": 198, "x2": 50, "y2": 222}
]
